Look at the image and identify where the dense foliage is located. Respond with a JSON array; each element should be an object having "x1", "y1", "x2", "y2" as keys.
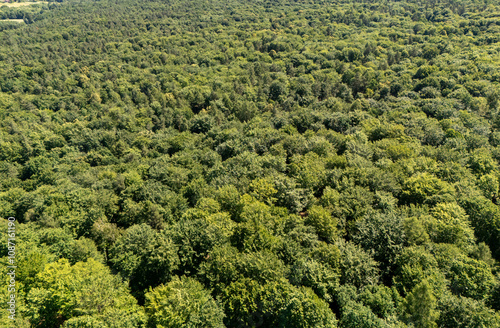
[{"x1": 2, "y1": 0, "x2": 500, "y2": 326}]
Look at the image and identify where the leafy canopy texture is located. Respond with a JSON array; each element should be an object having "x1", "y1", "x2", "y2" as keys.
[
  {"x1": 1, "y1": 0, "x2": 500, "y2": 326},
  {"x1": 145, "y1": 276, "x2": 225, "y2": 328},
  {"x1": 25, "y1": 258, "x2": 145, "y2": 328}
]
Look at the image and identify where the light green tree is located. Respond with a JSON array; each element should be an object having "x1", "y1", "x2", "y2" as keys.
[
  {"x1": 145, "y1": 276, "x2": 225, "y2": 328},
  {"x1": 25, "y1": 258, "x2": 145, "y2": 328},
  {"x1": 403, "y1": 280, "x2": 439, "y2": 328}
]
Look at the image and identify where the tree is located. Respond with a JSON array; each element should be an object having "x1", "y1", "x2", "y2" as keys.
[
  {"x1": 198, "y1": 245, "x2": 287, "y2": 296},
  {"x1": 220, "y1": 278, "x2": 337, "y2": 328},
  {"x1": 468, "y1": 148, "x2": 498, "y2": 176},
  {"x1": 304, "y1": 205, "x2": 338, "y2": 243},
  {"x1": 403, "y1": 280, "x2": 439, "y2": 328},
  {"x1": 448, "y1": 257, "x2": 495, "y2": 300},
  {"x1": 404, "y1": 217, "x2": 430, "y2": 246},
  {"x1": 170, "y1": 213, "x2": 229, "y2": 274},
  {"x1": 109, "y1": 224, "x2": 179, "y2": 300},
  {"x1": 393, "y1": 246, "x2": 447, "y2": 298},
  {"x1": 269, "y1": 80, "x2": 288, "y2": 102},
  {"x1": 352, "y1": 211, "x2": 406, "y2": 281},
  {"x1": 438, "y1": 294, "x2": 500, "y2": 328},
  {"x1": 249, "y1": 178, "x2": 278, "y2": 205},
  {"x1": 145, "y1": 276, "x2": 225, "y2": 328},
  {"x1": 339, "y1": 301, "x2": 388, "y2": 328},
  {"x1": 334, "y1": 284, "x2": 403, "y2": 328},
  {"x1": 25, "y1": 259, "x2": 145, "y2": 328},
  {"x1": 400, "y1": 173, "x2": 455, "y2": 205},
  {"x1": 288, "y1": 256, "x2": 339, "y2": 302},
  {"x1": 425, "y1": 202, "x2": 475, "y2": 249},
  {"x1": 459, "y1": 196, "x2": 500, "y2": 259},
  {"x1": 359, "y1": 285, "x2": 402, "y2": 320},
  {"x1": 62, "y1": 316, "x2": 105, "y2": 328},
  {"x1": 337, "y1": 240, "x2": 380, "y2": 289}
]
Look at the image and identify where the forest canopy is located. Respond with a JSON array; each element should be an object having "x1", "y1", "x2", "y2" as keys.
[{"x1": 2, "y1": 0, "x2": 500, "y2": 327}]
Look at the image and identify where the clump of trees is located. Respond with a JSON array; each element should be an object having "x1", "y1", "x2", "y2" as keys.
[{"x1": 1, "y1": 0, "x2": 500, "y2": 326}]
